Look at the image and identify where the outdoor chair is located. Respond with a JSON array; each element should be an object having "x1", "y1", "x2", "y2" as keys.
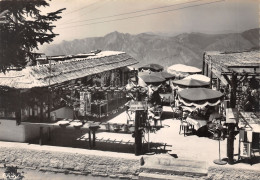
[
  {"x1": 152, "y1": 107, "x2": 162, "y2": 127},
  {"x1": 179, "y1": 110, "x2": 192, "y2": 136}
]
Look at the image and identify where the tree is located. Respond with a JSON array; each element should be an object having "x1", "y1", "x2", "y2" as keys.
[{"x1": 0, "y1": 0, "x2": 65, "y2": 72}]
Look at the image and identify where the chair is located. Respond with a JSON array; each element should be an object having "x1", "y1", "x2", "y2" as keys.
[
  {"x1": 152, "y1": 107, "x2": 162, "y2": 127},
  {"x1": 179, "y1": 110, "x2": 192, "y2": 136}
]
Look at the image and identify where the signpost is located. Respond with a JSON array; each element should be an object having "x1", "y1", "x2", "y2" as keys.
[
  {"x1": 226, "y1": 108, "x2": 238, "y2": 164},
  {"x1": 129, "y1": 101, "x2": 148, "y2": 111},
  {"x1": 129, "y1": 101, "x2": 148, "y2": 155}
]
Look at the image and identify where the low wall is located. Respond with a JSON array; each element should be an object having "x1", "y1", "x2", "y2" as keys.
[
  {"x1": 0, "y1": 145, "x2": 259, "y2": 180},
  {"x1": 0, "y1": 147, "x2": 140, "y2": 179},
  {"x1": 208, "y1": 166, "x2": 260, "y2": 180},
  {"x1": 0, "y1": 120, "x2": 40, "y2": 142}
]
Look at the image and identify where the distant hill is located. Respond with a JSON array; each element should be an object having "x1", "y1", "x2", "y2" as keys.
[{"x1": 44, "y1": 28, "x2": 259, "y2": 68}]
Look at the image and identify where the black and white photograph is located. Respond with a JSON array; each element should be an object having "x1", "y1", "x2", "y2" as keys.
[{"x1": 0, "y1": 0, "x2": 259, "y2": 179}]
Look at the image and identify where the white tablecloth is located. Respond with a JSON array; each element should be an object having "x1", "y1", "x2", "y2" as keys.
[{"x1": 186, "y1": 117, "x2": 207, "y2": 130}]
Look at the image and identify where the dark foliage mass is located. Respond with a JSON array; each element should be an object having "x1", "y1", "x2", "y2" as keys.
[{"x1": 0, "y1": 0, "x2": 65, "y2": 72}]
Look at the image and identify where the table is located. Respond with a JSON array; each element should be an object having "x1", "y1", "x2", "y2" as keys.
[{"x1": 186, "y1": 117, "x2": 207, "y2": 131}]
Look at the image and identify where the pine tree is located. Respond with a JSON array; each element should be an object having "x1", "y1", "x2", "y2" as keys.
[{"x1": 0, "y1": 0, "x2": 65, "y2": 73}]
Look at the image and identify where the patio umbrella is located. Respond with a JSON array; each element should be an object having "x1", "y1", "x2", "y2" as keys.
[
  {"x1": 184, "y1": 74, "x2": 210, "y2": 83},
  {"x1": 139, "y1": 63, "x2": 164, "y2": 72},
  {"x1": 172, "y1": 78, "x2": 210, "y2": 88},
  {"x1": 139, "y1": 74, "x2": 166, "y2": 84},
  {"x1": 167, "y1": 64, "x2": 202, "y2": 78},
  {"x1": 155, "y1": 71, "x2": 175, "y2": 80},
  {"x1": 178, "y1": 88, "x2": 223, "y2": 108}
]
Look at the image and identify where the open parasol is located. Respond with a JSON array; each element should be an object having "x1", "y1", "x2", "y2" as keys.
[
  {"x1": 139, "y1": 63, "x2": 164, "y2": 72},
  {"x1": 184, "y1": 74, "x2": 210, "y2": 83},
  {"x1": 172, "y1": 78, "x2": 210, "y2": 88},
  {"x1": 155, "y1": 71, "x2": 175, "y2": 80},
  {"x1": 178, "y1": 88, "x2": 223, "y2": 108},
  {"x1": 139, "y1": 74, "x2": 166, "y2": 84},
  {"x1": 167, "y1": 64, "x2": 202, "y2": 78}
]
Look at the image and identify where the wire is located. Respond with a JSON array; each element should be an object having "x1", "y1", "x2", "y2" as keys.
[
  {"x1": 62, "y1": 0, "x2": 101, "y2": 16},
  {"x1": 58, "y1": 0, "x2": 225, "y2": 29},
  {"x1": 58, "y1": 0, "x2": 204, "y2": 26},
  {"x1": 58, "y1": 0, "x2": 108, "y2": 24}
]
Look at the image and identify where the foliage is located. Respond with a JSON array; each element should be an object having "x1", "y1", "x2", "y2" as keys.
[
  {"x1": 0, "y1": 0, "x2": 65, "y2": 72},
  {"x1": 3, "y1": 165, "x2": 24, "y2": 180}
]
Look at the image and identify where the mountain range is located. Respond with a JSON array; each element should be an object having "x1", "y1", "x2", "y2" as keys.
[{"x1": 44, "y1": 28, "x2": 259, "y2": 68}]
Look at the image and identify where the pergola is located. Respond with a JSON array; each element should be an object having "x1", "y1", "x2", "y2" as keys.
[
  {"x1": 202, "y1": 50, "x2": 259, "y2": 108},
  {"x1": 202, "y1": 50, "x2": 260, "y2": 164}
]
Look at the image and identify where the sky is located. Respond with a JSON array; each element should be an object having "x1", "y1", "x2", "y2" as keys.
[{"x1": 40, "y1": 0, "x2": 259, "y2": 45}]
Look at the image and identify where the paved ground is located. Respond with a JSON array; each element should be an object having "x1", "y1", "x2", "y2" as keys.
[
  {"x1": 106, "y1": 109, "x2": 260, "y2": 170},
  {"x1": 0, "y1": 107, "x2": 259, "y2": 179}
]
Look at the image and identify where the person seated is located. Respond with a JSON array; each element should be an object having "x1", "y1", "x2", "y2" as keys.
[{"x1": 208, "y1": 107, "x2": 221, "y2": 122}]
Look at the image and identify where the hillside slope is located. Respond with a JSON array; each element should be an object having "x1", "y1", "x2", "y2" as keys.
[{"x1": 44, "y1": 28, "x2": 259, "y2": 68}]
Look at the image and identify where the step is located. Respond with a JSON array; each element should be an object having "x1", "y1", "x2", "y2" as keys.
[
  {"x1": 139, "y1": 172, "x2": 201, "y2": 180},
  {"x1": 141, "y1": 155, "x2": 208, "y2": 177},
  {"x1": 141, "y1": 164, "x2": 207, "y2": 177}
]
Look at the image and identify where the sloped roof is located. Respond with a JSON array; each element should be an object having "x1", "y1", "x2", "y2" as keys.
[
  {"x1": 205, "y1": 50, "x2": 260, "y2": 69},
  {"x1": 0, "y1": 51, "x2": 138, "y2": 89}
]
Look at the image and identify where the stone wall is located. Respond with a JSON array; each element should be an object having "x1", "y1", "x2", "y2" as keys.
[
  {"x1": 208, "y1": 166, "x2": 260, "y2": 180},
  {"x1": 1, "y1": 146, "x2": 259, "y2": 180},
  {"x1": 0, "y1": 147, "x2": 140, "y2": 179}
]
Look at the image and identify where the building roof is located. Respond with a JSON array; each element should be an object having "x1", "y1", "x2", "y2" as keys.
[
  {"x1": 205, "y1": 50, "x2": 260, "y2": 71},
  {"x1": 0, "y1": 51, "x2": 138, "y2": 89}
]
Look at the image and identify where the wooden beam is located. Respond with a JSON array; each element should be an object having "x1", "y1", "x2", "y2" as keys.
[
  {"x1": 222, "y1": 72, "x2": 260, "y2": 76},
  {"x1": 211, "y1": 68, "x2": 228, "y2": 85},
  {"x1": 227, "y1": 65, "x2": 259, "y2": 69},
  {"x1": 223, "y1": 74, "x2": 232, "y2": 86},
  {"x1": 237, "y1": 74, "x2": 248, "y2": 86}
]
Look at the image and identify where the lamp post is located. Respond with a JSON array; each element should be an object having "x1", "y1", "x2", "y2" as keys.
[{"x1": 213, "y1": 129, "x2": 227, "y2": 165}]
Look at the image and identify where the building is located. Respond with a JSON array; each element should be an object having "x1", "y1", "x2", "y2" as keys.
[
  {"x1": 0, "y1": 51, "x2": 138, "y2": 142},
  {"x1": 203, "y1": 50, "x2": 260, "y2": 164}
]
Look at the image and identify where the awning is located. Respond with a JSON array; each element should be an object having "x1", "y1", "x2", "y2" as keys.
[{"x1": 178, "y1": 88, "x2": 223, "y2": 108}]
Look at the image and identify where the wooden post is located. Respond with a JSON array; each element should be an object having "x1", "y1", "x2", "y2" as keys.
[
  {"x1": 48, "y1": 127, "x2": 51, "y2": 141},
  {"x1": 227, "y1": 72, "x2": 237, "y2": 164},
  {"x1": 227, "y1": 123, "x2": 236, "y2": 164},
  {"x1": 135, "y1": 89, "x2": 143, "y2": 155},
  {"x1": 88, "y1": 131, "x2": 92, "y2": 149},
  {"x1": 39, "y1": 126, "x2": 43, "y2": 145},
  {"x1": 135, "y1": 110, "x2": 142, "y2": 155},
  {"x1": 92, "y1": 130, "x2": 96, "y2": 148},
  {"x1": 210, "y1": 69, "x2": 213, "y2": 88},
  {"x1": 217, "y1": 78, "x2": 220, "y2": 91},
  {"x1": 206, "y1": 64, "x2": 209, "y2": 77},
  {"x1": 230, "y1": 73, "x2": 237, "y2": 108},
  {"x1": 202, "y1": 53, "x2": 205, "y2": 75}
]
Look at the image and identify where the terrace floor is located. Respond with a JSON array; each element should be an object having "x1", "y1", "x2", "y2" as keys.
[{"x1": 105, "y1": 109, "x2": 260, "y2": 170}]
